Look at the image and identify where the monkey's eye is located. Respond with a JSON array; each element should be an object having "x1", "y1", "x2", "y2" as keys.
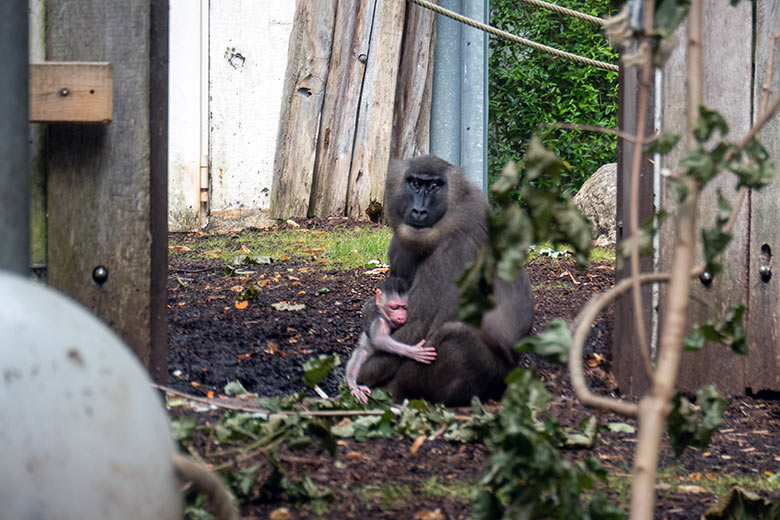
[
  {"x1": 410, "y1": 179, "x2": 422, "y2": 190},
  {"x1": 430, "y1": 182, "x2": 440, "y2": 191}
]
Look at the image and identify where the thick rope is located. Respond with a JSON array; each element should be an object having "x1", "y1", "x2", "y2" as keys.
[
  {"x1": 515, "y1": 0, "x2": 606, "y2": 26},
  {"x1": 408, "y1": 0, "x2": 619, "y2": 73}
]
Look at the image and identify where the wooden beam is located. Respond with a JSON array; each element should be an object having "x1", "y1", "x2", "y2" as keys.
[{"x1": 29, "y1": 62, "x2": 112, "y2": 123}]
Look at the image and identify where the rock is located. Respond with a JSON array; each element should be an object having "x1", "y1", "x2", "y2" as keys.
[{"x1": 574, "y1": 163, "x2": 617, "y2": 247}]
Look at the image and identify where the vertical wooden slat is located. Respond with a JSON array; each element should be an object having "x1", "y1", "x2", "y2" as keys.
[
  {"x1": 613, "y1": 50, "x2": 656, "y2": 397},
  {"x1": 747, "y1": 1, "x2": 780, "y2": 393},
  {"x1": 658, "y1": 0, "x2": 751, "y2": 394},
  {"x1": 346, "y1": 0, "x2": 406, "y2": 218},
  {"x1": 270, "y1": 0, "x2": 337, "y2": 219},
  {"x1": 149, "y1": 0, "x2": 169, "y2": 384},
  {"x1": 389, "y1": 1, "x2": 436, "y2": 160},
  {"x1": 46, "y1": 0, "x2": 166, "y2": 377},
  {"x1": 310, "y1": 0, "x2": 376, "y2": 217}
]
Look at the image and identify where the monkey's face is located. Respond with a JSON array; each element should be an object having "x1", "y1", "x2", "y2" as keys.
[
  {"x1": 379, "y1": 291, "x2": 409, "y2": 329},
  {"x1": 396, "y1": 171, "x2": 449, "y2": 229}
]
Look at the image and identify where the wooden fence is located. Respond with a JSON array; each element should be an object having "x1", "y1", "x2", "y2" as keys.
[
  {"x1": 615, "y1": 1, "x2": 780, "y2": 396},
  {"x1": 270, "y1": 0, "x2": 435, "y2": 220}
]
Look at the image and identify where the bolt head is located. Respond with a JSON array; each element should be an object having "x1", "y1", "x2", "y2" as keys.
[{"x1": 92, "y1": 266, "x2": 108, "y2": 285}]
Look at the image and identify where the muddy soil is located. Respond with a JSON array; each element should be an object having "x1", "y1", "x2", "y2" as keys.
[{"x1": 167, "y1": 223, "x2": 780, "y2": 519}]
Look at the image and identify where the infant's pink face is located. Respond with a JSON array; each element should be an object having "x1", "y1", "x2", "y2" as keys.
[{"x1": 385, "y1": 298, "x2": 408, "y2": 329}]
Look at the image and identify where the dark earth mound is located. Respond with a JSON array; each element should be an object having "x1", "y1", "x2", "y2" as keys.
[{"x1": 167, "y1": 224, "x2": 780, "y2": 519}]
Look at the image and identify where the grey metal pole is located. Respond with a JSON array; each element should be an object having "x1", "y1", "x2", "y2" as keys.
[
  {"x1": 0, "y1": 1, "x2": 30, "y2": 274},
  {"x1": 430, "y1": 0, "x2": 463, "y2": 169},
  {"x1": 430, "y1": 0, "x2": 488, "y2": 190},
  {"x1": 461, "y1": 0, "x2": 488, "y2": 191}
]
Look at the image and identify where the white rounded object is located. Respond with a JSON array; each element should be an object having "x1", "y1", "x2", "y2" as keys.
[{"x1": 0, "y1": 271, "x2": 182, "y2": 520}]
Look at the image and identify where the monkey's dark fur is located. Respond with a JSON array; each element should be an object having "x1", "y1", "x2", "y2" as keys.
[{"x1": 356, "y1": 155, "x2": 534, "y2": 406}]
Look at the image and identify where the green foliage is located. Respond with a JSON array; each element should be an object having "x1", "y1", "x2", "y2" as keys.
[
  {"x1": 704, "y1": 486, "x2": 780, "y2": 519},
  {"x1": 684, "y1": 305, "x2": 747, "y2": 355},
  {"x1": 473, "y1": 369, "x2": 623, "y2": 519},
  {"x1": 667, "y1": 385, "x2": 728, "y2": 457},
  {"x1": 459, "y1": 141, "x2": 592, "y2": 326},
  {"x1": 517, "y1": 318, "x2": 572, "y2": 364},
  {"x1": 302, "y1": 353, "x2": 341, "y2": 388},
  {"x1": 489, "y1": 0, "x2": 618, "y2": 194}
]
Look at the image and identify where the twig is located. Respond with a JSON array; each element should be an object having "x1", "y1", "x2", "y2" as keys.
[
  {"x1": 630, "y1": 3, "x2": 703, "y2": 519},
  {"x1": 569, "y1": 273, "x2": 673, "y2": 418},
  {"x1": 155, "y1": 384, "x2": 472, "y2": 420},
  {"x1": 169, "y1": 267, "x2": 216, "y2": 274},
  {"x1": 548, "y1": 121, "x2": 642, "y2": 142}
]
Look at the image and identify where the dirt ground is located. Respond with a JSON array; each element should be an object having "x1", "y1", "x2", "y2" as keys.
[{"x1": 167, "y1": 221, "x2": 780, "y2": 519}]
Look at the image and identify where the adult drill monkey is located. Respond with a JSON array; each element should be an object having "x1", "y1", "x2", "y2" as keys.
[
  {"x1": 345, "y1": 277, "x2": 436, "y2": 403},
  {"x1": 356, "y1": 155, "x2": 534, "y2": 406}
]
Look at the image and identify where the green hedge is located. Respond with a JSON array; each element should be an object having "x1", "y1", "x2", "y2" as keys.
[{"x1": 489, "y1": 0, "x2": 618, "y2": 194}]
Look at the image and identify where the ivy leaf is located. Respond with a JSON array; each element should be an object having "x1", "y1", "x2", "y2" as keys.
[
  {"x1": 728, "y1": 156, "x2": 777, "y2": 189},
  {"x1": 694, "y1": 106, "x2": 729, "y2": 143},
  {"x1": 701, "y1": 228, "x2": 731, "y2": 275},
  {"x1": 170, "y1": 416, "x2": 197, "y2": 442},
  {"x1": 564, "y1": 416, "x2": 598, "y2": 448},
  {"x1": 645, "y1": 131, "x2": 680, "y2": 155},
  {"x1": 667, "y1": 386, "x2": 727, "y2": 457},
  {"x1": 516, "y1": 318, "x2": 572, "y2": 364},
  {"x1": 302, "y1": 353, "x2": 340, "y2": 388},
  {"x1": 684, "y1": 306, "x2": 747, "y2": 355},
  {"x1": 716, "y1": 190, "x2": 732, "y2": 227}
]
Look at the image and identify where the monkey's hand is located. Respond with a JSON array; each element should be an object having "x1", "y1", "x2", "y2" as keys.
[
  {"x1": 408, "y1": 340, "x2": 437, "y2": 364},
  {"x1": 350, "y1": 384, "x2": 372, "y2": 403}
]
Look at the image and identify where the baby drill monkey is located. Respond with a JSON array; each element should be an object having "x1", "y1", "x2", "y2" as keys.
[{"x1": 345, "y1": 277, "x2": 436, "y2": 403}]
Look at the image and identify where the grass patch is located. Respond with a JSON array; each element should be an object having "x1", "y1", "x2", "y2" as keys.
[
  {"x1": 419, "y1": 476, "x2": 474, "y2": 503},
  {"x1": 604, "y1": 464, "x2": 780, "y2": 510},
  {"x1": 355, "y1": 478, "x2": 474, "y2": 511},
  {"x1": 169, "y1": 226, "x2": 392, "y2": 270},
  {"x1": 528, "y1": 243, "x2": 616, "y2": 264},
  {"x1": 357, "y1": 482, "x2": 413, "y2": 510}
]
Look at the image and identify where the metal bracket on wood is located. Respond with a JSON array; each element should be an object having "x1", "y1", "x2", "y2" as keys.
[{"x1": 29, "y1": 62, "x2": 113, "y2": 124}]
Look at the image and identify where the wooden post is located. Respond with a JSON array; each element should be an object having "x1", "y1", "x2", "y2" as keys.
[
  {"x1": 45, "y1": 0, "x2": 168, "y2": 382},
  {"x1": 614, "y1": 1, "x2": 755, "y2": 396},
  {"x1": 747, "y1": 2, "x2": 780, "y2": 393},
  {"x1": 661, "y1": 1, "x2": 752, "y2": 394},
  {"x1": 389, "y1": 1, "x2": 436, "y2": 160},
  {"x1": 270, "y1": 0, "x2": 337, "y2": 220},
  {"x1": 310, "y1": 0, "x2": 377, "y2": 217},
  {"x1": 612, "y1": 52, "x2": 655, "y2": 397},
  {"x1": 346, "y1": 0, "x2": 406, "y2": 218}
]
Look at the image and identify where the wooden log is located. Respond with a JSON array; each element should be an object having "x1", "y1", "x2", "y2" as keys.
[
  {"x1": 45, "y1": 0, "x2": 168, "y2": 382},
  {"x1": 389, "y1": 1, "x2": 436, "y2": 161},
  {"x1": 270, "y1": 0, "x2": 337, "y2": 219},
  {"x1": 346, "y1": 0, "x2": 406, "y2": 219},
  {"x1": 29, "y1": 62, "x2": 113, "y2": 124},
  {"x1": 310, "y1": 0, "x2": 376, "y2": 217}
]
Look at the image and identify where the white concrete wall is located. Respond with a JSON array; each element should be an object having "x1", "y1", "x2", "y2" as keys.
[
  {"x1": 208, "y1": 0, "x2": 295, "y2": 230},
  {"x1": 168, "y1": 0, "x2": 295, "y2": 231},
  {"x1": 168, "y1": 0, "x2": 204, "y2": 231}
]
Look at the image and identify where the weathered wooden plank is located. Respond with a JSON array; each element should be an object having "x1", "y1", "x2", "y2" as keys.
[
  {"x1": 310, "y1": 0, "x2": 376, "y2": 217},
  {"x1": 389, "y1": 1, "x2": 435, "y2": 160},
  {"x1": 45, "y1": 0, "x2": 167, "y2": 381},
  {"x1": 747, "y1": 0, "x2": 780, "y2": 392},
  {"x1": 270, "y1": 0, "x2": 337, "y2": 219},
  {"x1": 346, "y1": 0, "x2": 406, "y2": 219},
  {"x1": 612, "y1": 50, "x2": 656, "y2": 397},
  {"x1": 29, "y1": 62, "x2": 113, "y2": 123},
  {"x1": 658, "y1": 0, "x2": 751, "y2": 394}
]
